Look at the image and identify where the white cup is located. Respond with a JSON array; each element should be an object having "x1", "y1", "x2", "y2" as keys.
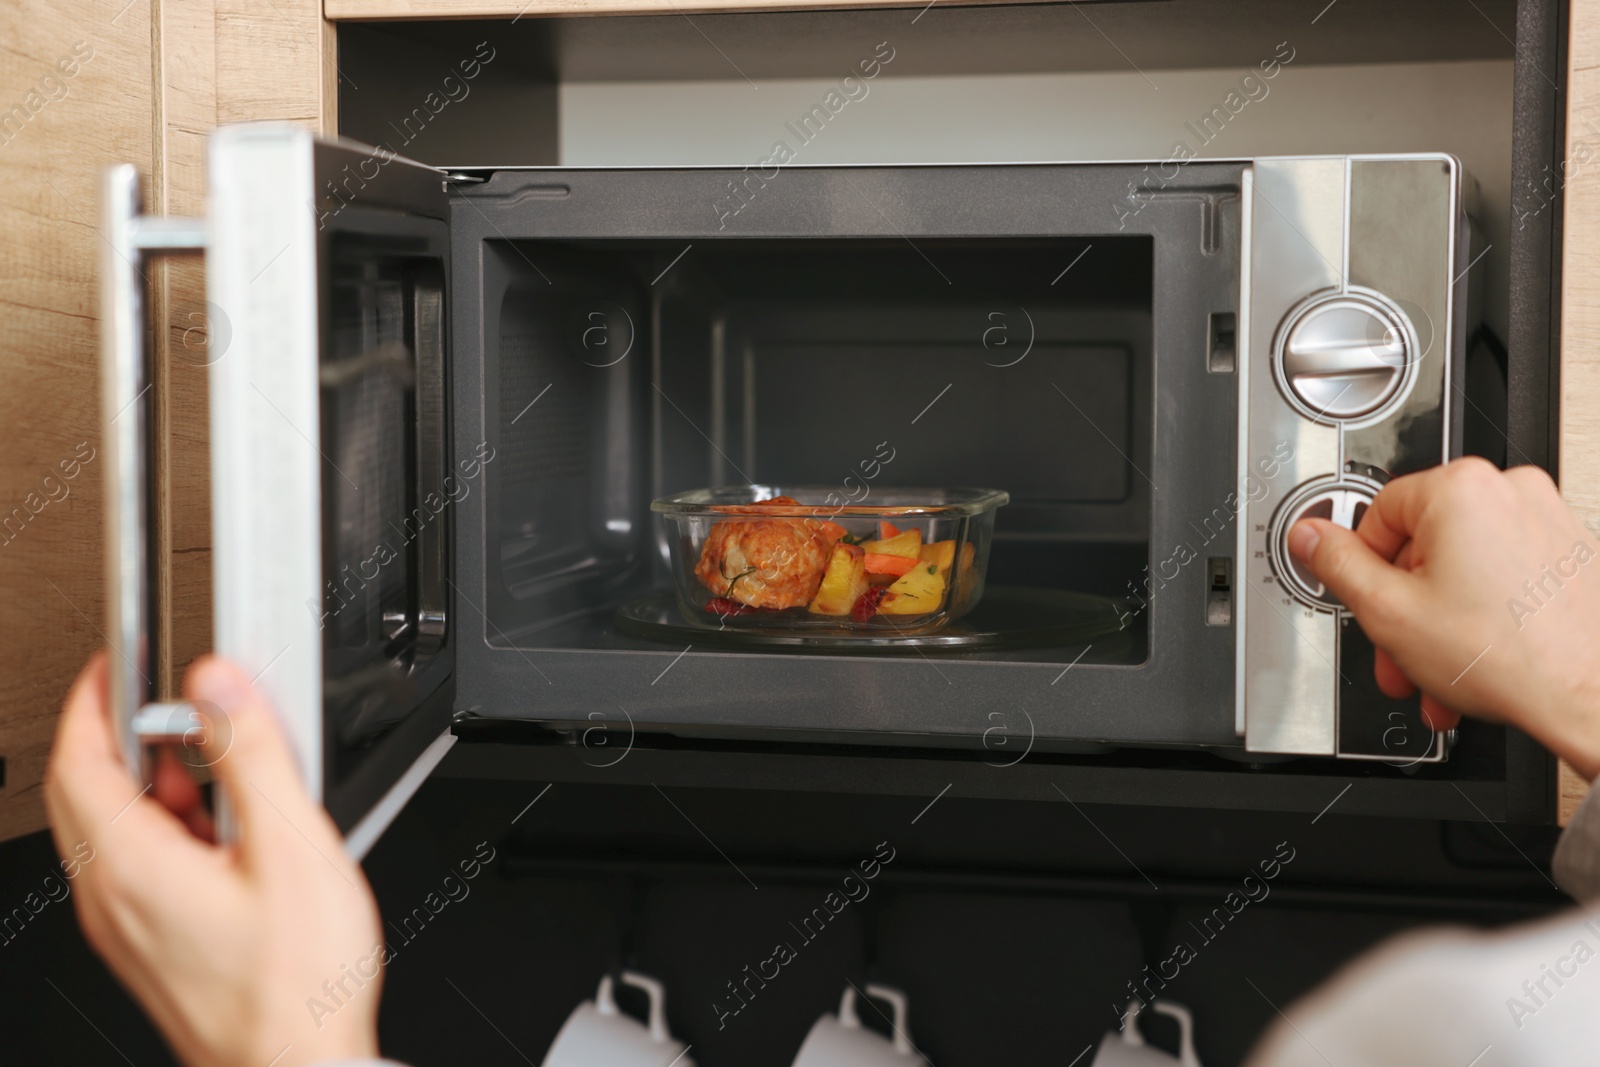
[
  {"x1": 791, "y1": 983, "x2": 929, "y2": 1067},
  {"x1": 1092, "y1": 999, "x2": 1202, "y2": 1067},
  {"x1": 541, "y1": 971, "x2": 695, "y2": 1067}
]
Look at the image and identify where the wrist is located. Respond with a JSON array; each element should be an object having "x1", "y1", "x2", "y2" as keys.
[
  {"x1": 274, "y1": 1026, "x2": 380, "y2": 1067},
  {"x1": 1529, "y1": 672, "x2": 1600, "y2": 782}
]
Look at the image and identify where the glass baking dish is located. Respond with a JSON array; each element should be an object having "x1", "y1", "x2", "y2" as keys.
[{"x1": 652, "y1": 486, "x2": 1009, "y2": 635}]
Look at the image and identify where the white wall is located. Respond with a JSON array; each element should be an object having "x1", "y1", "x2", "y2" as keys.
[{"x1": 562, "y1": 59, "x2": 1514, "y2": 340}]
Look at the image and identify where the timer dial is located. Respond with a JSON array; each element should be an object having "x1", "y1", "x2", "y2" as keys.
[{"x1": 1269, "y1": 477, "x2": 1381, "y2": 610}]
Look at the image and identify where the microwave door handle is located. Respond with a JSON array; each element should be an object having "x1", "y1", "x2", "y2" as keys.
[{"x1": 100, "y1": 163, "x2": 207, "y2": 783}]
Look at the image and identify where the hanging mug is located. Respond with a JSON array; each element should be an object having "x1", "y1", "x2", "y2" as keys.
[
  {"x1": 791, "y1": 983, "x2": 929, "y2": 1067},
  {"x1": 541, "y1": 971, "x2": 695, "y2": 1067},
  {"x1": 1092, "y1": 999, "x2": 1202, "y2": 1067}
]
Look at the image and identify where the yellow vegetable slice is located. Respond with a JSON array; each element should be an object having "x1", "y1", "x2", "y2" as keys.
[
  {"x1": 808, "y1": 543, "x2": 869, "y2": 615},
  {"x1": 859, "y1": 528, "x2": 923, "y2": 559},
  {"x1": 919, "y1": 539, "x2": 956, "y2": 577},
  {"x1": 878, "y1": 560, "x2": 947, "y2": 615}
]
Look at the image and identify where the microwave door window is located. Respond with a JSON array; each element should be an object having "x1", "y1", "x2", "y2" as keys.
[{"x1": 322, "y1": 245, "x2": 446, "y2": 763}]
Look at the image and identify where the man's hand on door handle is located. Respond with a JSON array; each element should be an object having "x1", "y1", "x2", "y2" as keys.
[{"x1": 45, "y1": 653, "x2": 386, "y2": 1067}]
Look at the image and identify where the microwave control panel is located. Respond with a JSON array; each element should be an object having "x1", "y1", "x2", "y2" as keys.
[{"x1": 1237, "y1": 155, "x2": 1469, "y2": 762}]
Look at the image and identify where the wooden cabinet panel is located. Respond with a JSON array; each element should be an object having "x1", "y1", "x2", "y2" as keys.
[
  {"x1": 0, "y1": 0, "x2": 155, "y2": 840},
  {"x1": 1559, "y1": 0, "x2": 1600, "y2": 826},
  {"x1": 0, "y1": 0, "x2": 333, "y2": 842},
  {"x1": 154, "y1": 0, "x2": 334, "y2": 740},
  {"x1": 153, "y1": 0, "x2": 218, "y2": 701},
  {"x1": 1560, "y1": 760, "x2": 1588, "y2": 826}
]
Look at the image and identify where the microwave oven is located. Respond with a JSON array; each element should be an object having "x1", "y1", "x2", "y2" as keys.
[{"x1": 101, "y1": 125, "x2": 1548, "y2": 850}]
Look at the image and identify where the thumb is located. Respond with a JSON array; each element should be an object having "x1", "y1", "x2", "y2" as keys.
[
  {"x1": 185, "y1": 656, "x2": 342, "y2": 865},
  {"x1": 1288, "y1": 518, "x2": 1419, "y2": 642}
]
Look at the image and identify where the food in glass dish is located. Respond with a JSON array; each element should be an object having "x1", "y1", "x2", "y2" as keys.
[
  {"x1": 655, "y1": 486, "x2": 1006, "y2": 636},
  {"x1": 694, "y1": 506, "x2": 962, "y2": 622}
]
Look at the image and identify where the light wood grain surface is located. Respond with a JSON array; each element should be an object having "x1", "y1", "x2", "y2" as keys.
[
  {"x1": 157, "y1": 0, "x2": 336, "y2": 697},
  {"x1": 146, "y1": 0, "x2": 335, "y2": 798},
  {"x1": 1560, "y1": 760, "x2": 1588, "y2": 826},
  {"x1": 152, "y1": 0, "x2": 218, "y2": 702},
  {"x1": 0, "y1": 0, "x2": 334, "y2": 842},
  {"x1": 1559, "y1": 0, "x2": 1600, "y2": 827},
  {"x1": 0, "y1": 0, "x2": 155, "y2": 841}
]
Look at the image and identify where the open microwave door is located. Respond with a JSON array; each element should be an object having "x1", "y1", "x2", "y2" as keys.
[{"x1": 208, "y1": 126, "x2": 456, "y2": 856}]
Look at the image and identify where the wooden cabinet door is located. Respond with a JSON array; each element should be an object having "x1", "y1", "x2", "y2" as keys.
[
  {"x1": 0, "y1": 0, "x2": 334, "y2": 842},
  {"x1": 0, "y1": 2, "x2": 154, "y2": 841}
]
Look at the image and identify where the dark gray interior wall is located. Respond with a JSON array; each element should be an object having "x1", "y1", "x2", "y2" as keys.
[{"x1": 337, "y1": 23, "x2": 558, "y2": 166}]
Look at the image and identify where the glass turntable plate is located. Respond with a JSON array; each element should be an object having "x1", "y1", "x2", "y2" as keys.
[{"x1": 615, "y1": 585, "x2": 1131, "y2": 653}]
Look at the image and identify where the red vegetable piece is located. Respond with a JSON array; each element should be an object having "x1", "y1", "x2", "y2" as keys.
[
  {"x1": 705, "y1": 597, "x2": 755, "y2": 616},
  {"x1": 851, "y1": 586, "x2": 889, "y2": 623}
]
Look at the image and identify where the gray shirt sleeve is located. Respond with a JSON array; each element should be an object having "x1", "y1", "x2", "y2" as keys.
[{"x1": 1244, "y1": 908, "x2": 1600, "y2": 1065}]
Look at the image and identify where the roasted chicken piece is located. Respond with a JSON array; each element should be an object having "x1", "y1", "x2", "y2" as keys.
[{"x1": 694, "y1": 497, "x2": 835, "y2": 610}]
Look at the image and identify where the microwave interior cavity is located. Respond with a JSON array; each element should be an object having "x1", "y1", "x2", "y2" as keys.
[{"x1": 481, "y1": 236, "x2": 1154, "y2": 658}]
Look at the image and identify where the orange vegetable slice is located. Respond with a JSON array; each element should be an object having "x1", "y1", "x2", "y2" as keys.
[
  {"x1": 878, "y1": 520, "x2": 902, "y2": 540},
  {"x1": 863, "y1": 552, "x2": 919, "y2": 577}
]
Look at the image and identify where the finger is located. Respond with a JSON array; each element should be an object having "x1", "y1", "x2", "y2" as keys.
[
  {"x1": 152, "y1": 747, "x2": 214, "y2": 843},
  {"x1": 1420, "y1": 694, "x2": 1461, "y2": 732},
  {"x1": 44, "y1": 653, "x2": 112, "y2": 860},
  {"x1": 1355, "y1": 468, "x2": 1443, "y2": 561},
  {"x1": 51, "y1": 652, "x2": 117, "y2": 766},
  {"x1": 152, "y1": 745, "x2": 201, "y2": 816},
  {"x1": 1393, "y1": 540, "x2": 1415, "y2": 573},
  {"x1": 45, "y1": 653, "x2": 157, "y2": 838},
  {"x1": 1288, "y1": 518, "x2": 1421, "y2": 639},
  {"x1": 1373, "y1": 647, "x2": 1416, "y2": 699},
  {"x1": 185, "y1": 656, "x2": 345, "y2": 868},
  {"x1": 47, "y1": 655, "x2": 216, "y2": 945},
  {"x1": 49, "y1": 663, "x2": 205, "y2": 852}
]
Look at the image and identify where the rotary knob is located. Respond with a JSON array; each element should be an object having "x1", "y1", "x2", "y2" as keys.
[
  {"x1": 1274, "y1": 291, "x2": 1417, "y2": 422},
  {"x1": 1269, "y1": 478, "x2": 1380, "y2": 610}
]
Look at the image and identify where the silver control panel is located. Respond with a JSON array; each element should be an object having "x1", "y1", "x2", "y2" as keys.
[{"x1": 1237, "y1": 155, "x2": 1469, "y2": 760}]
